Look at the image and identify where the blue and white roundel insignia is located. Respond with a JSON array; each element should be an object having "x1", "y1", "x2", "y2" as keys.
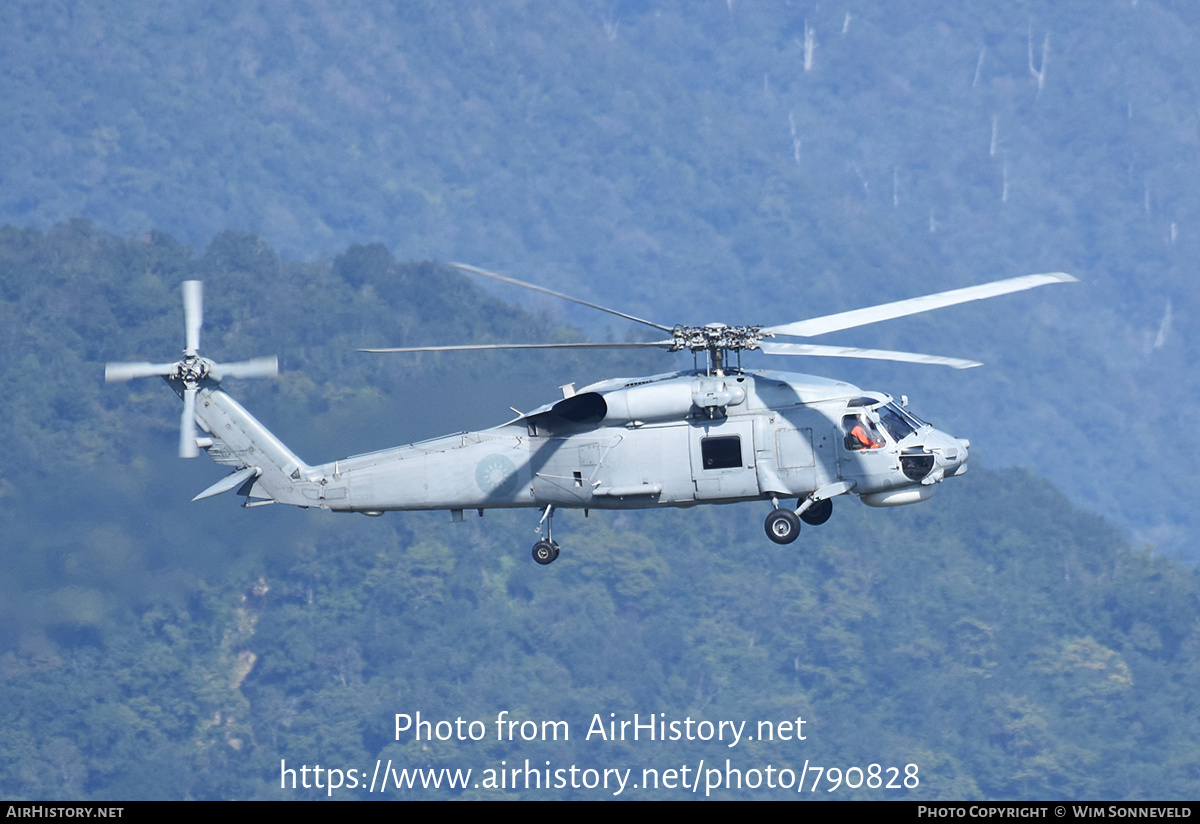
[{"x1": 475, "y1": 454, "x2": 519, "y2": 497}]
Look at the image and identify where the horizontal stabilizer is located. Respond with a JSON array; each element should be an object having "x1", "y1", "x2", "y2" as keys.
[{"x1": 192, "y1": 466, "x2": 261, "y2": 501}]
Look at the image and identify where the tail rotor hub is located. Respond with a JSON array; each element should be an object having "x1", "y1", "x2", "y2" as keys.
[
  {"x1": 176, "y1": 355, "x2": 212, "y2": 387},
  {"x1": 105, "y1": 281, "x2": 278, "y2": 457}
]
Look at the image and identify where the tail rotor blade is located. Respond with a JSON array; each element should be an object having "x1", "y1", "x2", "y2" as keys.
[
  {"x1": 212, "y1": 356, "x2": 279, "y2": 380},
  {"x1": 183, "y1": 280, "x2": 203, "y2": 355},
  {"x1": 105, "y1": 362, "x2": 179, "y2": 382},
  {"x1": 179, "y1": 387, "x2": 199, "y2": 458}
]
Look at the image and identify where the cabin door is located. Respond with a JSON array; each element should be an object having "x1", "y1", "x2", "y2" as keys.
[{"x1": 689, "y1": 420, "x2": 758, "y2": 501}]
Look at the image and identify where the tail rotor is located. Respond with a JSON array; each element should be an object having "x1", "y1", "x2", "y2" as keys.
[{"x1": 105, "y1": 280, "x2": 278, "y2": 457}]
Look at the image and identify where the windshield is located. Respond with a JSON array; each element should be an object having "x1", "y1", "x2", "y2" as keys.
[
  {"x1": 877, "y1": 403, "x2": 917, "y2": 442},
  {"x1": 889, "y1": 401, "x2": 928, "y2": 431}
]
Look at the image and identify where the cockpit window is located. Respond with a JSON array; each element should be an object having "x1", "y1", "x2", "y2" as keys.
[
  {"x1": 842, "y1": 414, "x2": 886, "y2": 451},
  {"x1": 877, "y1": 404, "x2": 916, "y2": 442},
  {"x1": 841, "y1": 397, "x2": 928, "y2": 448},
  {"x1": 846, "y1": 396, "x2": 880, "y2": 408},
  {"x1": 889, "y1": 402, "x2": 928, "y2": 431}
]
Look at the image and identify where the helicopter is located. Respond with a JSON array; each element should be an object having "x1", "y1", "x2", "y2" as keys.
[{"x1": 105, "y1": 266, "x2": 1075, "y2": 565}]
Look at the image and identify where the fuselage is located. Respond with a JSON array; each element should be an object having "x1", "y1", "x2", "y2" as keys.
[{"x1": 235, "y1": 369, "x2": 969, "y2": 516}]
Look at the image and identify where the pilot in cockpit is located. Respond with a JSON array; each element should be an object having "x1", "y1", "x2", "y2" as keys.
[{"x1": 844, "y1": 412, "x2": 886, "y2": 450}]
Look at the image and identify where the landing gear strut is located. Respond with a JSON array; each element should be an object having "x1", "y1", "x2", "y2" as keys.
[{"x1": 531, "y1": 504, "x2": 561, "y2": 565}]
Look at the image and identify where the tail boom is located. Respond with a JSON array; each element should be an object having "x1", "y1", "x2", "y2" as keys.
[{"x1": 193, "y1": 387, "x2": 330, "y2": 507}]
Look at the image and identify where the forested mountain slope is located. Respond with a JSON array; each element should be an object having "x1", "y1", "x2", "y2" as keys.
[
  {"x1": 1, "y1": 1, "x2": 1196, "y2": 555},
  {"x1": 1, "y1": 225, "x2": 1198, "y2": 799}
]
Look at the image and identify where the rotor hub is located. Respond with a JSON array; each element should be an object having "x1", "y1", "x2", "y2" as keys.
[
  {"x1": 176, "y1": 355, "x2": 212, "y2": 387},
  {"x1": 670, "y1": 324, "x2": 765, "y2": 354}
]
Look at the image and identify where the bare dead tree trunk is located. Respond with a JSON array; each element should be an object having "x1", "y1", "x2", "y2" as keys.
[
  {"x1": 1028, "y1": 23, "x2": 1049, "y2": 99},
  {"x1": 1153, "y1": 299, "x2": 1173, "y2": 348},
  {"x1": 602, "y1": 15, "x2": 618, "y2": 42},
  {"x1": 788, "y1": 112, "x2": 801, "y2": 164},
  {"x1": 852, "y1": 163, "x2": 869, "y2": 196}
]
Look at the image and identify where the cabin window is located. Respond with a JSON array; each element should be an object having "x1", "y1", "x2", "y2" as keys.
[{"x1": 701, "y1": 436, "x2": 742, "y2": 469}]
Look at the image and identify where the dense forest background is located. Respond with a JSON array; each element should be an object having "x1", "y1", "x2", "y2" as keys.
[
  {"x1": 2, "y1": 225, "x2": 1200, "y2": 799},
  {"x1": 2, "y1": 0, "x2": 1199, "y2": 801},
  {"x1": 3, "y1": 0, "x2": 1198, "y2": 555}
]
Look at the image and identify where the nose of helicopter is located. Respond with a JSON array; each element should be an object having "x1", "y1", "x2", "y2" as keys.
[
  {"x1": 951, "y1": 437, "x2": 970, "y2": 476},
  {"x1": 926, "y1": 431, "x2": 970, "y2": 480}
]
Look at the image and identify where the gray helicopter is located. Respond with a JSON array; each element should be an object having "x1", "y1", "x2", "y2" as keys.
[{"x1": 106, "y1": 266, "x2": 1075, "y2": 565}]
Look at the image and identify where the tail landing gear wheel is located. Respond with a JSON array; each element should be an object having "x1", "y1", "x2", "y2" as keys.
[
  {"x1": 799, "y1": 497, "x2": 833, "y2": 526},
  {"x1": 532, "y1": 540, "x2": 560, "y2": 565},
  {"x1": 764, "y1": 509, "x2": 801, "y2": 545}
]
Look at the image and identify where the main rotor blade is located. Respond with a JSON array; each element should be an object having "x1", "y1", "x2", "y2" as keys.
[
  {"x1": 760, "y1": 341, "x2": 983, "y2": 369},
  {"x1": 360, "y1": 341, "x2": 676, "y2": 354},
  {"x1": 105, "y1": 361, "x2": 178, "y2": 382},
  {"x1": 449, "y1": 263, "x2": 675, "y2": 333},
  {"x1": 179, "y1": 387, "x2": 199, "y2": 458},
  {"x1": 764, "y1": 272, "x2": 1077, "y2": 338},
  {"x1": 183, "y1": 280, "x2": 203, "y2": 355},
  {"x1": 211, "y1": 356, "x2": 279, "y2": 380}
]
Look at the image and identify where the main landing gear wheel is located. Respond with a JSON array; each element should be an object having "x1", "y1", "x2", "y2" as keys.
[
  {"x1": 800, "y1": 497, "x2": 833, "y2": 526},
  {"x1": 764, "y1": 509, "x2": 801, "y2": 545},
  {"x1": 532, "y1": 540, "x2": 560, "y2": 565}
]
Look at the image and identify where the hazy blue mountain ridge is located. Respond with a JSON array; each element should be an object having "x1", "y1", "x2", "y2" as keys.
[{"x1": 2, "y1": 1, "x2": 1195, "y2": 553}]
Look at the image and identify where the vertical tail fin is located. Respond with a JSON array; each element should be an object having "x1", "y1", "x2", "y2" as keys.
[{"x1": 192, "y1": 387, "x2": 320, "y2": 507}]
